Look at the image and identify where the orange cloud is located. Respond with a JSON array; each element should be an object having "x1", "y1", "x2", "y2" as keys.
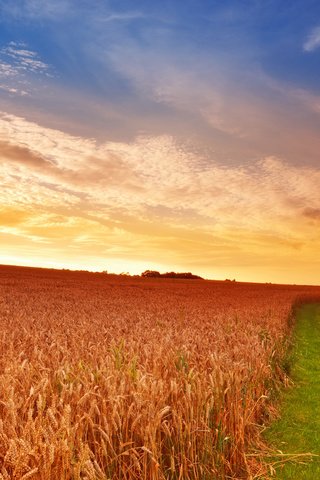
[
  {"x1": 1, "y1": 111, "x2": 320, "y2": 283},
  {"x1": 0, "y1": 206, "x2": 31, "y2": 226}
]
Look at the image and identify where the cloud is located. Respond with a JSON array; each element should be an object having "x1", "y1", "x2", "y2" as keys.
[
  {"x1": 0, "y1": 42, "x2": 52, "y2": 97},
  {"x1": 1, "y1": 110, "x2": 320, "y2": 281},
  {"x1": 99, "y1": 12, "x2": 146, "y2": 23},
  {"x1": 0, "y1": 1, "x2": 144, "y2": 27},
  {"x1": 0, "y1": 206, "x2": 31, "y2": 226},
  {"x1": 303, "y1": 207, "x2": 320, "y2": 220},
  {"x1": 0, "y1": 139, "x2": 51, "y2": 168},
  {"x1": 102, "y1": 38, "x2": 320, "y2": 166},
  {"x1": 303, "y1": 26, "x2": 320, "y2": 52},
  {"x1": 0, "y1": 84, "x2": 28, "y2": 96},
  {"x1": 0, "y1": 42, "x2": 51, "y2": 75},
  {"x1": 1, "y1": 46, "x2": 50, "y2": 74},
  {"x1": 0, "y1": 61, "x2": 18, "y2": 77},
  {"x1": 1, "y1": 110, "x2": 320, "y2": 229},
  {"x1": 0, "y1": 0, "x2": 71, "y2": 20}
]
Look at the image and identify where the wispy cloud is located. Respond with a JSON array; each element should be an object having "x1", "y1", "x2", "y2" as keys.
[
  {"x1": 0, "y1": 42, "x2": 52, "y2": 96},
  {"x1": 103, "y1": 40, "x2": 320, "y2": 166},
  {"x1": 0, "y1": 0, "x2": 71, "y2": 21},
  {"x1": 303, "y1": 26, "x2": 320, "y2": 52},
  {"x1": 99, "y1": 12, "x2": 146, "y2": 23},
  {"x1": 0, "y1": 85, "x2": 28, "y2": 95},
  {"x1": 0, "y1": 42, "x2": 51, "y2": 75}
]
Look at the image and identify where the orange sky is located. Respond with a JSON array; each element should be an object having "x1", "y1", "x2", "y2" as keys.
[{"x1": 1, "y1": 111, "x2": 320, "y2": 284}]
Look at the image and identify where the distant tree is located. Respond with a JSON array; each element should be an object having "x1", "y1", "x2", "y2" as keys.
[
  {"x1": 141, "y1": 270, "x2": 203, "y2": 279},
  {"x1": 162, "y1": 272, "x2": 203, "y2": 279},
  {"x1": 141, "y1": 270, "x2": 161, "y2": 277}
]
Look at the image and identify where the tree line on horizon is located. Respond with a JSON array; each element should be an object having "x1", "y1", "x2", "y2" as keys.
[{"x1": 141, "y1": 270, "x2": 203, "y2": 279}]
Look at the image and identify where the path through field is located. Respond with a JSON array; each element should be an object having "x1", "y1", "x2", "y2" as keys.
[{"x1": 265, "y1": 304, "x2": 320, "y2": 478}]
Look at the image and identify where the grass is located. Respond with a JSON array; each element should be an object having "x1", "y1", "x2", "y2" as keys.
[{"x1": 264, "y1": 303, "x2": 320, "y2": 478}]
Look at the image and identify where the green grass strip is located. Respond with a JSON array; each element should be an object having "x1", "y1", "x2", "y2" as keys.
[{"x1": 264, "y1": 303, "x2": 320, "y2": 478}]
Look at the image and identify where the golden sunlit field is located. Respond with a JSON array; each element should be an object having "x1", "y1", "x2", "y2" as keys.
[{"x1": 1, "y1": 265, "x2": 320, "y2": 480}]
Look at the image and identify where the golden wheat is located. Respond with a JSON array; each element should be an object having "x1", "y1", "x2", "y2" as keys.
[{"x1": 0, "y1": 265, "x2": 319, "y2": 479}]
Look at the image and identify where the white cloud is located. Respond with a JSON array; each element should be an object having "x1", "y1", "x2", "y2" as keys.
[
  {"x1": 100, "y1": 12, "x2": 146, "y2": 23},
  {"x1": 0, "y1": 84, "x2": 29, "y2": 96},
  {"x1": 303, "y1": 26, "x2": 320, "y2": 52},
  {"x1": 0, "y1": 43, "x2": 50, "y2": 75},
  {"x1": 0, "y1": 61, "x2": 19, "y2": 77},
  {"x1": 0, "y1": 42, "x2": 52, "y2": 96}
]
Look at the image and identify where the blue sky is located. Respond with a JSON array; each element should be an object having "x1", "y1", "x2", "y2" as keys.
[
  {"x1": 0, "y1": 0, "x2": 320, "y2": 142},
  {"x1": 1, "y1": 1, "x2": 319, "y2": 83},
  {"x1": 1, "y1": 1, "x2": 320, "y2": 282},
  {"x1": 1, "y1": 0, "x2": 320, "y2": 149}
]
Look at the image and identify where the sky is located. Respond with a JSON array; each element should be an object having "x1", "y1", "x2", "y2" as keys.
[{"x1": 1, "y1": 0, "x2": 320, "y2": 284}]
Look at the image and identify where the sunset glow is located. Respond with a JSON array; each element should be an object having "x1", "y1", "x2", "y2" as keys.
[{"x1": 1, "y1": 1, "x2": 320, "y2": 284}]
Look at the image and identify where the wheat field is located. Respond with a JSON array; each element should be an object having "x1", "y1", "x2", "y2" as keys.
[{"x1": 0, "y1": 265, "x2": 319, "y2": 480}]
